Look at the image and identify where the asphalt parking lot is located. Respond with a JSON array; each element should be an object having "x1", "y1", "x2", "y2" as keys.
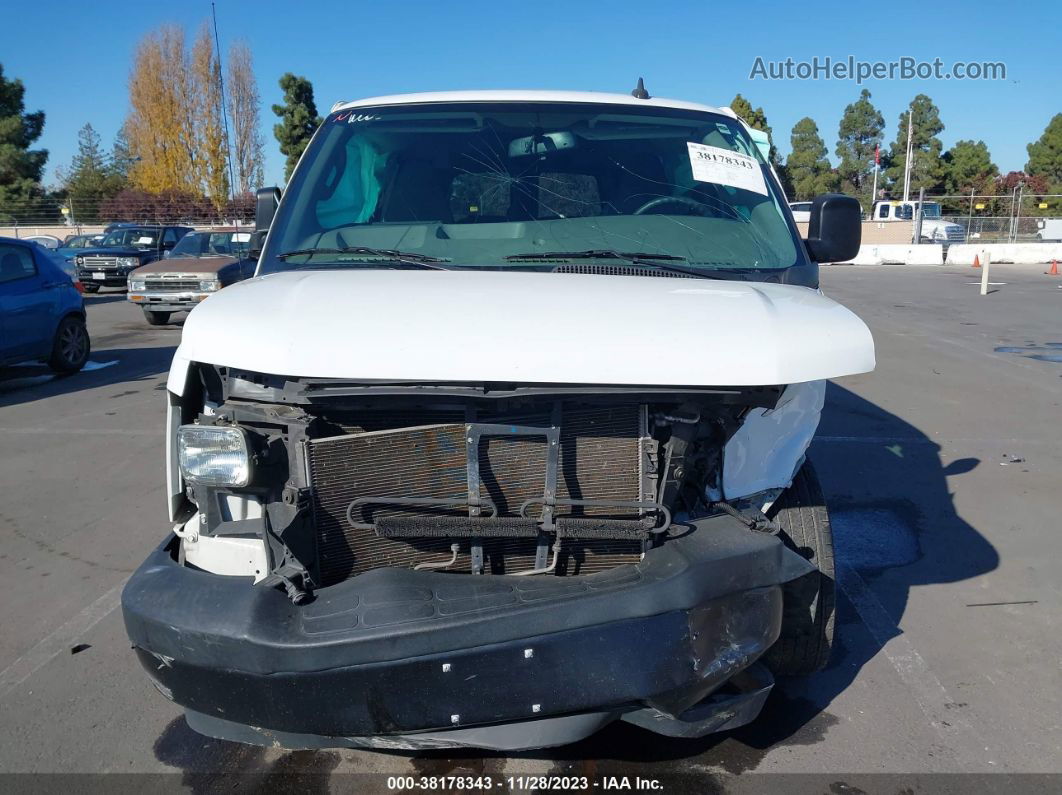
[{"x1": 0, "y1": 265, "x2": 1060, "y2": 790}]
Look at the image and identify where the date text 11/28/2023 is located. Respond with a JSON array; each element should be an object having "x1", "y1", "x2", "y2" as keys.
[{"x1": 386, "y1": 776, "x2": 665, "y2": 790}]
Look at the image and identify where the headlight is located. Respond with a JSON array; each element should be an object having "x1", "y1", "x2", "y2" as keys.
[
  {"x1": 75, "y1": 256, "x2": 84, "y2": 265},
  {"x1": 199, "y1": 279, "x2": 221, "y2": 291},
  {"x1": 118, "y1": 257, "x2": 139, "y2": 268},
  {"x1": 128, "y1": 279, "x2": 146, "y2": 291},
  {"x1": 177, "y1": 425, "x2": 252, "y2": 486}
]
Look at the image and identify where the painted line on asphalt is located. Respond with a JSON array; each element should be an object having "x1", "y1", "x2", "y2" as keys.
[
  {"x1": 0, "y1": 579, "x2": 125, "y2": 700},
  {"x1": 837, "y1": 563, "x2": 996, "y2": 770}
]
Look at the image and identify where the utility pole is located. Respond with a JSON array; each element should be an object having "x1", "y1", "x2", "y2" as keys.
[
  {"x1": 870, "y1": 143, "x2": 879, "y2": 211},
  {"x1": 902, "y1": 109, "x2": 914, "y2": 203}
]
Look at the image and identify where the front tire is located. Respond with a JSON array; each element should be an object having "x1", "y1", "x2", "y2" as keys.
[
  {"x1": 143, "y1": 309, "x2": 171, "y2": 326},
  {"x1": 763, "y1": 461, "x2": 835, "y2": 676},
  {"x1": 48, "y1": 315, "x2": 91, "y2": 374}
]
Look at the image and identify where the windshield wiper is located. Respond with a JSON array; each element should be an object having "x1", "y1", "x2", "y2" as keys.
[
  {"x1": 504, "y1": 249, "x2": 726, "y2": 280},
  {"x1": 276, "y1": 246, "x2": 451, "y2": 269}
]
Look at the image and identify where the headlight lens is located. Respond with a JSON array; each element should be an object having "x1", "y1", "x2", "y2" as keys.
[
  {"x1": 177, "y1": 425, "x2": 252, "y2": 486},
  {"x1": 75, "y1": 256, "x2": 84, "y2": 265},
  {"x1": 199, "y1": 279, "x2": 221, "y2": 291},
  {"x1": 128, "y1": 279, "x2": 146, "y2": 291},
  {"x1": 118, "y1": 257, "x2": 139, "y2": 268}
]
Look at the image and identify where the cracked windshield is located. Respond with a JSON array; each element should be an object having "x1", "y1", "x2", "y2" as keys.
[{"x1": 263, "y1": 102, "x2": 800, "y2": 274}]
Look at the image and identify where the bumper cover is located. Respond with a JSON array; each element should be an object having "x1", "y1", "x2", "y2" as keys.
[
  {"x1": 128, "y1": 291, "x2": 210, "y2": 311},
  {"x1": 122, "y1": 513, "x2": 812, "y2": 749}
]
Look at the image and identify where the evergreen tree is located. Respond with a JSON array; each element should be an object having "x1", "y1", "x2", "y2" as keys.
[
  {"x1": 835, "y1": 89, "x2": 884, "y2": 203},
  {"x1": 272, "y1": 73, "x2": 321, "y2": 181},
  {"x1": 786, "y1": 117, "x2": 840, "y2": 200},
  {"x1": 1025, "y1": 113, "x2": 1062, "y2": 192},
  {"x1": 61, "y1": 124, "x2": 130, "y2": 221},
  {"x1": 884, "y1": 95, "x2": 946, "y2": 195},
  {"x1": 0, "y1": 63, "x2": 49, "y2": 216},
  {"x1": 942, "y1": 140, "x2": 997, "y2": 195}
]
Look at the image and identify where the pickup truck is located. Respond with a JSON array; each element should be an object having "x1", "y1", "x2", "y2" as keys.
[
  {"x1": 74, "y1": 224, "x2": 192, "y2": 292},
  {"x1": 126, "y1": 227, "x2": 255, "y2": 325},
  {"x1": 121, "y1": 89, "x2": 874, "y2": 751}
]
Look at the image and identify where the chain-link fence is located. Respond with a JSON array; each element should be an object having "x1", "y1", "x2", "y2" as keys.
[
  {"x1": 0, "y1": 192, "x2": 256, "y2": 234},
  {"x1": 928, "y1": 193, "x2": 1062, "y2": 244}
]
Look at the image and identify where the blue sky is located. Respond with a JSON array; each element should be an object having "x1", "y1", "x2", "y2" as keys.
[{"x1": 3, "y1": 0, "x2": 1058, "y2": 188}]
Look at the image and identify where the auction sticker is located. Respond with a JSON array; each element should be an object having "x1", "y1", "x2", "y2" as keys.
[{"x1": 686, "y1": 142, "x2": 767, "y2": 196}]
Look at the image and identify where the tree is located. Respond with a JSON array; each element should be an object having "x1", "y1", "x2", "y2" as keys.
[
  {"x1": 786, "y1": 117, "x2": 840, "y2": 200},
  {"x1": 226, "y1": 42, "x2": 264, "y2": 195},
  {"x1": 125, "y1": 25, "x2": 199, "y2": 194},
  {"x1": 942, "y1": 140, "x2": 997, "y2": 195},
  {"x1": 272, "y1": 73, "x2": 321, "y2": 181},
  {"x1": 58, "y1": 123, "x2": 129, "y2": 221},
  {"x1": 0, "y1": 63, "x2": 49, "y2": 216},
  {"x1": 190, "y1": 25, "x2": 229, "y2": 206},
  {"x1": 884, "y1": 95, "x2": 946, "y2": 195},
  {"x1": 1025, "y1": 113, "x2": 1062, "y2": 192},
  {"x1": 835, "y1": 89, "x2": 884, "y2": 203}
]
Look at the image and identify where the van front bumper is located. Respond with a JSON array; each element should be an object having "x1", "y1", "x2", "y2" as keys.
[{"x1": 121, "y1": 514, "x2": 813, "y2": 750}]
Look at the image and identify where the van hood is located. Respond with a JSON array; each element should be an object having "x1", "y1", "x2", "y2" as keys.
[{"x1": 172, "y1": 270, "x2": 875, "y2": 387}]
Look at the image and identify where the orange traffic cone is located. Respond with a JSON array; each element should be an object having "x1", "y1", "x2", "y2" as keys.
[
  {"x1": 972, "y1": 254, "x2": 981, "y2": 268},
  {"x1": 1047, "y1": 260, "x2": 1059, "y2": 276}
]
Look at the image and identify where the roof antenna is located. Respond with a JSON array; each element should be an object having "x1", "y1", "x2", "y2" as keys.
[{"x1": 631, "y1": 77, "x2": 650, "y2": 100}]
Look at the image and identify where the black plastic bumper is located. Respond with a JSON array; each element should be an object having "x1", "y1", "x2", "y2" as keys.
[{"x1": 122, "y1": 514, "x2": 812, "y2": 748}]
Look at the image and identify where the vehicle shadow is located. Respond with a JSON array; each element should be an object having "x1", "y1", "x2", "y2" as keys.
[
  {"x1": 0, "y1": 344, "x2": 176, "y2": 407},
  {"x1": 402, "y1": 382, "x2": 999, "y2": 776}
]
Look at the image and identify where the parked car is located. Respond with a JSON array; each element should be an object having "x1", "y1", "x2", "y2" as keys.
[
  {"x1": 56, "y1": 233, "x2": 105, "y2": 261},
  {"x1": 23, "y1": 234, "x2": 62, "y2": 250},
  {"x1": 0, "y1": 236, "x2": 90, "y2": 373},
  {"x1": 74, "y1": 225, "x2": 192, "y2": 292},
  {"x1": 122, "y1": 89, "x2": 873, "y2": 752},
  {"x1": 127, "y1": 228, "x2": 256, "y2": 325},
  {"x1": 788, "y1": 201, "x2": 812, "y2": 223}
]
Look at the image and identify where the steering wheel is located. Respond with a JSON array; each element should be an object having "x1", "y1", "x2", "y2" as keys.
[{"x1": 633, "y1": 195, "x2": 716, "y2": 216}]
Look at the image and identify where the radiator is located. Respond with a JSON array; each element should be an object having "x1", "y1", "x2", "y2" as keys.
[{"x1": 306, "y1": 404, "x2": 650, "y2": 584}]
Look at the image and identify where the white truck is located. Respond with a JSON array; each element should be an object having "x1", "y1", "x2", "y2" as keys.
[
  {"x1": 121, "y1": 89, "x2": 874, "y2": 752},
  {"x1": 872, "y1": 199, "x2": 965, "y2": 247}
]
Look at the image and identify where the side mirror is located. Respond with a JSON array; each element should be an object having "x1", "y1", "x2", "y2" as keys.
[
  {"x1": 248, "y1": 230, "x2": 267, "y2": 260},
  {"x1": 255, "y1": 186, "x2": 282, "y2": 232},
  {"x1": 804, "y1": 194, "x2": 861, "y2": 263}
]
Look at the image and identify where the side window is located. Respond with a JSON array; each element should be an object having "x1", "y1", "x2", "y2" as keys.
[
  {"x1": 0, "y1": 244, "x2": 37, "y2": 284},
  {"x1": 878, "y1": 204, "x2": 890, "y2": 219},
  {"x1": 163, "y1": 229, "x2": 179, "y2": 246}
]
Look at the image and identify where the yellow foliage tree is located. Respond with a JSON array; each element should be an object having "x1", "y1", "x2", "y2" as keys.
[
  {"x1": 226, "y1": 41, "x2": 264, "y2": 196},
  {"x1": 125, "y1": 23, "x2": 231, "y2": 205},
  {"x1": 190, "y1": 25, "x2": 230, "y2": 207}
]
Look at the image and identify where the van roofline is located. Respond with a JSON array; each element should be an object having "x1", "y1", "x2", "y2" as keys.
[{"x1": 330, "y1": 90, "x2": 734, "y2": 118}]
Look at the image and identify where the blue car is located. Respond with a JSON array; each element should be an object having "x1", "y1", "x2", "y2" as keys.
[{"x1": 0, "y1": 236, "x2": 90, "y2": 374}]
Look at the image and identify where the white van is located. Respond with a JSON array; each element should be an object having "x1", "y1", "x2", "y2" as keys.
[{"x1": 122, "y1": 90, "x2": 874, "y2": 752}]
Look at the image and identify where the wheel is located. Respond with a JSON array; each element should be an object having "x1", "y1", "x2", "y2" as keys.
[
  {"x1": 762, "y1": 461, "x2": 835, "y2": 676},
  {"x1": 48, "y1": 315, "x2": 91, "y2": 374},
  {"x1": 143, "y1": 309, "x2": 171, "y2": 325},
  {"x1": 82, "y1": 283, "x2": 100, "y2": 293}
]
